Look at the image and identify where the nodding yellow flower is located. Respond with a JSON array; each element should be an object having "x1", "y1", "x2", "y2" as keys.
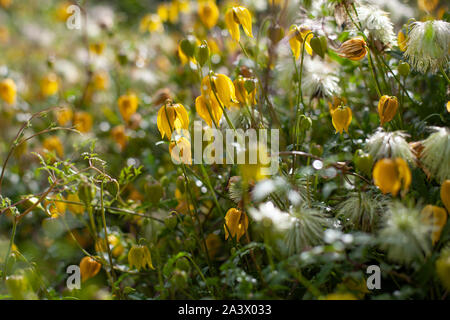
[
  {"x1": 421, "y1": 205, "x2": 447, "y2": 245},
  {"x1": 225, "y1": 6, "x2": 253, "y2": 42},
  {"x1": 44, "y1": 196, "x2": 66, "y2": 217},
  {"x1": 446, "y1": 101, "x2": 450, "y2": 113},
  {"x1": 111, "y1": 125, "x2": 128, "y2": 150},
  {"x1": 89, "y1": 42, "x2": 105, "y2": 55},
  {"x1": 118, "y1": 93, "x2": 139, "y2": 122},
  {"x1": 436, "y1": 247, "x2": 450, "y2": 290},
  {"x1": 169, "y1": 136, "x2": 192, "y2": 165},
  {"x1": 0, "y1": 26, "x2": 10, "y2": 44},
  {"x1": 331, "y1": 105, "x2": 352, "y2": 134},
  {"x1": 140, "y1": 14, "x2": 163, "y2": 33},
  {"x1": 79, "y1": 256, "x2": 102, "y2": 282},
  {"x1": 157, "y1": 4, "x2": 170, "y2": 22},
  {"x1": 55, "y1": 107, "x2": 73, "y2": 126},
  {"x1": 66, "y1": 193, "x2": 84, "y2": 215},
  {"x1": 128, "y1": 244, "x2": 154, "y2": 271},
  {"x1": 157, "y1": 102, "x2": 189, "y2": 139},
  {"x1": 288, "y1": 25, "x2": 313, "y2": 59},
  {"x1": 328, "y1": 96, "x2": 347, "y2": 113},
  {"x1": 92, "y1": 71, "x2": 109, "y2": 90},
  {"x1": 195, "y1": 94, "x2": 223, "y2": 127},
  {"x1": 378, "y1": 95, "x2": 399, "y2": 126},
  {"x1": 43, "y1": 136, "x2": 64, "y2": 158},
  {"x1": 198, "y1": 1, "x2": 219, "y2": 29},
  {"x1": 441, "y1": 180, "x2": 450, "y2": 213},
  {"x1": 55, "y1": 1, "x2": 71, "y2": 21},
  {"x1": 201, "y1": 73, "x2": 238, "y2": 108},
  {"x1": 73, "y1": 111, "x2": 93, "y2": 133},
  {"x1": 0, "y1": 78, "x2": 17, "y2": 104},
  {"x1": 418, "y1": 0, "x2": 439, "y2": 12},
  {"x1": 397, "y1": 30, "x2": 407, "y2": 52},
  {"x1": 234, "y1": 76, "x2": 257, "y2": 106},
  {"x1": 337, "y1": 37, "x2": 367, "y2": 61},
  {"x1": 224, "y1": 208, "x2": 249, "y2": 241},
  {"x1": 40, "y1": 73, "x2": 59, "y2": 97},
  {"x1": 373, "y1": 158, "x2": 412, "y2": 196},
  {"x1": 205, "y1": 233, "x2": 221, "y2": 259}
]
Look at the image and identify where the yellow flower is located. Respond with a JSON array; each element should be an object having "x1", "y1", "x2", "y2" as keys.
[
  {"x1": 378, "y1": 95, "x2": 399, "y2": 126},
  {"x1": 55, "y1": 1, "x2": 71, "y2": 21},
  {"x1": 169, "y1": 136, "x2": 192, "y2": 165},
  {"x1": 140, "y1": 14, "x2": 163, "y2": 32},
  {"x1": 89, "y1": 42, "x2": 105, "y2": 55},
  {"x1": 157, "y1": 102, "x2": 189, "y2": 139},
  {"x1": 201, "y1": 73, "x2": 238, "y2": 108},
  {"x1": 441, "y1": 180, "x2": 450, "y2": 213},
  {"x1": 373, "y1": 158, "x2": 412, "y2": 196},
  {"x1": 323, "y1": 293, "x2": 358, "y2": 300},
  {"x1": 73, "y1": 111, "x2": 93, "y2": 133},
  {"x1": 0, "y1": 78, "x2": 17, "y2": 104},
  {"x1": 198, "y1": 1, "x2": 219, "y2": 29},
  {"x1": 288, "y1": 25, "x2": 313, "y2": 59},
  {"x1": 128, "y1": 244, "x2": 154, "y2": 271},
  {"x1": 157, "y1": 4, "x2": 170, "y2": 22},
  {"x1": 224, "y1": 208, "x2": 249, "y2": 241},
  {"x1": 92, "y1": 71, "x2": 109, "y2": 90},
  {"x1": 397, "y1": 30, "x2": 407, "y2": 52},
  {"x1": 331, "y1": 105, "x2": 352, "y2": 134},
  {"x1": 338, "y1": 37, "x2": 367, "y2": 61},
  {"x1": 66, "y1": 193, "x2": 84, "y2": 215},
  {"x1": 421, "y1": 205, "x2": 448, "y2": 245},
  {"x1": 0, "y1": 26, "x2": 10, "y2": 44},
  {"x1": 446, "y1": 101, "x2": 450, "y2": 113},
  {"x1": 79, "y1": 256, "x2": 102, "y2": 282},
  {"x1": 225, "y1": 6, "x2": 253, "y2": 42},
  {"x1": 0, "y1": 0, "x2": 12, "y2": 9},
  {"x1": 328, "y1": 96, "x2": 347, "y2": 113},
  {"x1": 55, "y1": 107, "x2": 73, "y2": 126},
  {"x1": 195, "y1": 95, "x2": 223, "y2": 127},
  {"x1": 234, "y1": 76, "x2": 257, "y2": 106},
  {"x1": 118, "y1": 93, "x2": 139, "y2": 122},
  {"x1": 239, "y1": 143, "x2": 271, "y2": 182},
  {"x1": 205, "y1": 233, "x2": 221, "y2": 259},
  {"x1": 40, "y1": 73, "x2": 59, "y2": 97},
  {"x1": 418, "y1": 0, "x2": 439, "y2": 12},
  {"x1": 44, "y1": 196, "x2": 66, "y2": 217},
  {"x1": 436, "y1": 247, "x2": 450, "y2": 290},
  {"x1": 111, "y1": 125, "x2": 128, "y2": 150},
  {"x1": 43, "y1": 136, "x2": 64, "y2": 158}
]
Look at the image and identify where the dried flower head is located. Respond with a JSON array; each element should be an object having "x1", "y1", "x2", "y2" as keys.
[
  {"x1": 404, "y1": 20, "x2": 450, "y2": 74},
  {"x1": 355, "y1": 4, "x2": 396, "y2": 46},
  {"x1": 365, "y1": 129, "x2": 415, "y2": 164},
  {"x1": 420, "y1": 127, "x2": 450, "y2": 183},
  {"x1": 379, "y1": 202, "x2": 432, "y2": 265}
]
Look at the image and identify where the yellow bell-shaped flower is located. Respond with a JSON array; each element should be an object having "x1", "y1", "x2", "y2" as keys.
[
  {"x1": 118, "y1": 93, "x2": 139, "y2": 122},
  {"x1": 40, "y1": 73, "x2": 59, "y2": 97},
  {"x1": 373, "y1": 158, "x2": 411, "y2": 196},
  {"x1": 79, "y1": 256, "x2": 102, "y2": 282},
  {"x1": 111, "y1": 125, "x2": 128, "y2": 150},
  {"x1": 441, "y1": 180, "x2": 450, "y2": 213},
  {"x1": 234, "y1": 76, "x2": 257, "y2": 106},
  {"x1": 331, "y1": 105, "x2": 352, "y2": 134},
  {"x1": 128, "y1": 244, "x2": 154, "y2": 271},
  {"x1": 378, "y1": 95, "x2": 399, "y2": 126},
  {"x1": 224, "y1": 208, "x2": 249, "y2": 241},
  {"x1": 195, "y1": 95, "x2": 223, "y2": 127},
  {"x1": 43, "y1": 136, "x2": 64, "y2": 158},
  {"x1": 66, "y1": 193, "x2": 84, "y2": 215},
  {"x1": 337, "y1": 37, "x2": 367, "y2": 61},
  {"x1": 55, "y1": 107, "x2": 73, "y2": 126},
  {"x1": 397, "y1": 30, "x2": 407, "y2": 52},
  {"x1": 288, "y1": 25, "x2": 313, "y2": 59},
  {"x1": 73, "y1": 111, "x2": 93, "y2": 133},
  {"x1": 0, "y1": 78, "x2": 17, "y2": 105},
  {"x1": 225, "y1": 6, "x2": 253, "y2": 42},
  {"x1": 198, "y1": 0, "x2": 219, "y2": 29},
  {"x1": 157, "y1": 102, "x2": 189, "y2": 139},
  {"x1": 169, "y1": 136, "x2": 192, "y2": 165},
  {"x1": 421, "y1": 205, "x2": 448, "y2": 245},
  {"x1": 140, "y1": 14, "x2": 163, "y2": 33},
  {"x1": 201, "y1": 73, "x2": 238, "y2": 108}
]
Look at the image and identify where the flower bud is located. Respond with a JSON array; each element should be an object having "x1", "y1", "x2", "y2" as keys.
[
  {"x1": 398, "y1": 61, "x2": 410, "y2": 77},
  {"x1": 337, "y1": 37, "x2": 367, "y2": 61},
  {"x1": 378, "y1": 95, "x2": 399, "y2": 126},
  {"x1": 78, "y1": 183, "x2": 95, "y2": 206},
  {"x1": 197, "y1": 41, "x2": 210, "y2": 67},
  {"x1": 353, "y1": 149, "x2": 374, "y2": 176},
  {"x1": 128, "y1": 244, "x2": 154, "y2": 271},
  {"x1": 164, "y1": 212, "x2": 178, "y2": 230},
  {"x1": 268, "y1": 23, "x2": 284, "y2": 44},
  {"x1": 421, "y1": 205, "x2": 447, "y2": 245},
  {"x1": 310, "y1": 36, "x2": 326, "y2": 58},
  {"x1": 179, "y1": 37, "x2": 196, "y2": 58}
]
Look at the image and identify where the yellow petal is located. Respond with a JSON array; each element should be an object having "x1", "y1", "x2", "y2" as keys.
[
  {"x1": 235, "y1": 6, "x2": 253, "y2": 38},
  {"x1": 225, "y1": 8, "x2": 240, "y2": 41}
]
